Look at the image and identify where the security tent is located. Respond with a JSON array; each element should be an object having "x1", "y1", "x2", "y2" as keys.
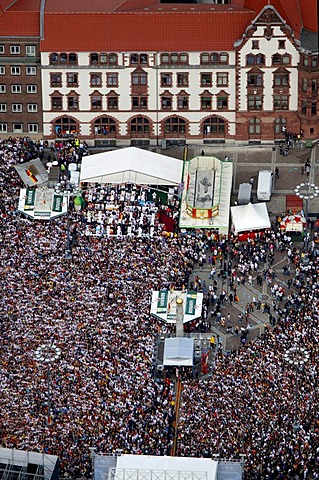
[
  {"x1": 231, "y1": 202, "x2": 270, "y2": 234},
  {"x1": 80, "y1": 147, "x2": 183, "y2": 186}
]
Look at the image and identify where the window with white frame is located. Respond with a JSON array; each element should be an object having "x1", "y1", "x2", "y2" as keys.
[
  {"x1": 10, "y1": 45, "x2": 20, "y2": 55},
  {"x1": 27, "y1": 103, "x2": 37, "y2": 112},
  {"x1": 0, "y1": 103, "x2": 6, "y2": 112},
  {"x1": 27, "y1": 84, "x2": 37, "y2": 93},
  {"x1": 26, "y1": 66, "x2": 36, "y2": 75},
  {"x1": 11, "y1": 66, "x2": 21, "y2": 75},
  {"x1": 0, "y1": 66, "x2": 5, "y2": 75},
  {"x1": 0, "y1": 123, "x2": 7, "y2": 132},
  {"x1": 0, "y1": 85, "x2": 6, "y2": 93},
  {"x1": 26, "y1": 45, "x2": 36, "y2": 57},
  {"x1": 28, "y1": 123, "x2": 38, "y2": 133},
  {"x1": 12, "y1": 103, "x2": 22, "y2": 112},
  {"x1": 0, "y1": 45, "x2": 4, "y2": 54},
  {"x1": 13, "y1": 123, "x2": 23, "y2": 133},
  {"x1": 11, "y1": 84, "x2": 21, "y2": 93}
]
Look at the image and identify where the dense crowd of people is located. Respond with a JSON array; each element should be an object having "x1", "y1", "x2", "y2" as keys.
[{"x1": 0, "y1": 137, "x2": 318, "y2": 480}]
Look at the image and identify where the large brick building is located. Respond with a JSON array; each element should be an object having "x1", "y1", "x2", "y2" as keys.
[{"x1": 0, "y1": 0, "x2": 317, "y2": 145}]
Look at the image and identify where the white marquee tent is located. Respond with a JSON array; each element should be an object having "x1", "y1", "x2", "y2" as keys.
[
  {"x1": 231, "y1": 202, "x2": 270, "y2": 234},
  {"x1": 80, "y1": 147, "x2": 183, "y2": 186}
]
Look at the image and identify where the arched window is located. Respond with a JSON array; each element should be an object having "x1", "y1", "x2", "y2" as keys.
[
  {"x1": 90, "y1": 53, "x2": 99, "y2": 64},
  {"x1": 69, "y1": 53, "x2": 77, "y2": 65},
  {"x1": 272, "y1": 53, "x2": 292, "y2": 66},
  {"x1": 129, "y1": 116, "x2": 150, "y2": 136},
  {"x1": 90, "y1": 52, "x2": 118, "y2": 65},
  {"x1": 164, "y1": 116, "x2": 186, "y2": 136},
  {"x1": 60, "y1": 53, "x2": 67, "y2": 64},
  {"x1": 54, "y1": 116, "x2": 78, "y2": 137},
  {"x1": 203, "y1": 116, "x2": 225, "y2": 136},
  {"x1": 246, "y1": 54, "x2": 265, "y2": 66},
  {"x1": 50, "y1": 52, "x2": 59, "y2": 64},
  {"x1": 93, "y1": 116, "x2": 117, "y2": 136}
]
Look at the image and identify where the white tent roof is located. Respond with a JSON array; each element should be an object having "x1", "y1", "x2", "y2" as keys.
[
  {"x1": 114, "y1": 455, "x2": 218, "y2": 480},
  {"x1": 163, "y1": 337, "x2": 194, "y2": 366},
  {"x1": 231, "y1": 202, "x2": 270, "y2": 234},
  {"x1": 80, "y1": 147, "x2": 183, "y2": 185}
]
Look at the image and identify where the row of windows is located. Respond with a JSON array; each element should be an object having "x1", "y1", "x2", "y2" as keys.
[
  {"x1": 0, "y1": 123, "x2": 38, "y2": 133},
  {"x1": 48, "y1": 71, "x2": 231, "y2": 88},
  {"x1": 301, "y1": 100, "x2": 317, "y2": 115},
  {"x1": 50, "y1": 72, "x2": 119, "y2": 88},
  {"x1": 0, "y1": 84, "x2": 37, "y2": 93},
  {"x1": 53, "y1": 116, "x2": 227, "y2": 136},
  {"x1": 246, "y1": 53, "x2": 294, "y2": 66},
  {"x1": 0, "y1": 115, "x2": 314, "y2": 137},
  {"x1": 0, "y1": 45, "x2": 36, "y2": 57},
  {"x1": 49, "y1": 92, "x2": 230, "y2": 111},
  {"x1": 47, "y1": 70, "x2": 293, "y2": 90},
  {"x1": 302, "y1": 78, "x2": 318, "y2": 92},
  {"x1": 247, "y1": 95, "x2": 291, "y2": 110},
  {"x1": 160, "y1": 72, "x2": 229, "y2": 88},
  {"x1": 251, "y1": 39, "x2": 286, "y2": 50},
  {"x1": 51, "y1": 115, "x2": 299, "y2": 137},
  {"x1": 0, "y1": 66, "x2": 37, "y2": 75},
  {"x1": 49, "y1": 51, "x2": 230, "y2": 66},
  {"x1": 247, "y1": 71, "x2": 290, "y2": 87},
  {"x1": 47, "y1": 92, "x2": 305, "y2": 112},
  {"x1": 48, "y1": 51, "x2": 317, "y2": 68},
  {"x1": 302, "y1": 55, "x2": 318, "y2": 68},
  {"x1": 0, "y1": 103, "x2": 38, "y2": 112}
]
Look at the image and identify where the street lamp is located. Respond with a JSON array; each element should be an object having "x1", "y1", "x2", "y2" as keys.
[
  {"x1": 35, "y1": 343, "x2": 61, "y2": 426},
  {"x1": 295, "y1": 182, "x2": 319, "y2": 254},
  {"x1": 55, "y1": 180, "x2": 80, "y2": 260},
  {"x1": 283, "y1": 345, "x2": 310, "y2": 432}
]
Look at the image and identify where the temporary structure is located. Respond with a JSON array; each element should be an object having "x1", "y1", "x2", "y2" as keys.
[
  {"x1": 279, "y1": 214, "x2": 306, "y2": 232},
  {"x1": 231, "y1": 202, "x2": 270, "y2": 234},
  {"x1": 80, "y1": 147, "x2": 183, "y2": 185},
  {"x1": 163, "y1": 337, "x2": 194, "y2": 366}
]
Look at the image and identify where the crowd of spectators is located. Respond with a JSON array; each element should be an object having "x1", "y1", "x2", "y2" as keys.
[
  {"x1": 0, "y1": 137, "x2": 318, "y2": 480},
  {"x1": 178, "y1": 236, "x2": 319, "y2": 479}
]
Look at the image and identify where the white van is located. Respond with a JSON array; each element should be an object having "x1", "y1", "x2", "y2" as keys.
[
  {"x1": 238, "y1": 183, "x2": 252, "y2": 205},
  {"x1": 257, "y1": 170, "x2": 273, "y2": 201}
]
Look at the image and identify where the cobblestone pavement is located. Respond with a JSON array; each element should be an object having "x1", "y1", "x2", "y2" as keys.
[{"x1": 189, "y1": 246, "x2": 299, "y2": 355}]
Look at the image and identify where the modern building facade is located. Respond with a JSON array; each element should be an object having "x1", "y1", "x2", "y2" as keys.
[{"x1": 0, "y1": 0, "x2": 317, "y2": 145}]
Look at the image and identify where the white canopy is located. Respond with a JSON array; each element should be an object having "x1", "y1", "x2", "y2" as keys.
[
  {"x1": 163, "y1": 337, "x2": 194, "y2": 366},
  {"x1": 113, "y1": 455, "x2": 218, "y2": 480},
  {"x1": 231, "y1": 202, "x2": 270, "y2": 234},
  {"x1": 80, "y1": 147, "x2": 183, "y2": 186}
]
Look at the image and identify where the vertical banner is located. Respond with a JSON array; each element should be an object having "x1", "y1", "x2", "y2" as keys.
[
  {"x1": 157, "y1": 289, "x2": 168, "y2": 313},
  {"x1": 185, "y1": 293, "x2": 197, "y2": 315},
  {"x1": 24, "y1": 188, "x2": 36, "y2": 210},
  {"x1": 52, "y1": 194, "x2": 64, "y2": 213}
]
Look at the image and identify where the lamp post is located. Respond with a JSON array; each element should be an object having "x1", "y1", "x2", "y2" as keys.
[
  {"x1": 295, "y1": 182, "x2": 319, "y2": 254},
  {"x1": 35, "y1": 343, "x2": 61, "y2": 426},
  {"x1": 283, "y1": 345, "x2": 310, "y2": 432},
  {"x1": 55, "y1": 180, "x2": 80, "y2": 260}
]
